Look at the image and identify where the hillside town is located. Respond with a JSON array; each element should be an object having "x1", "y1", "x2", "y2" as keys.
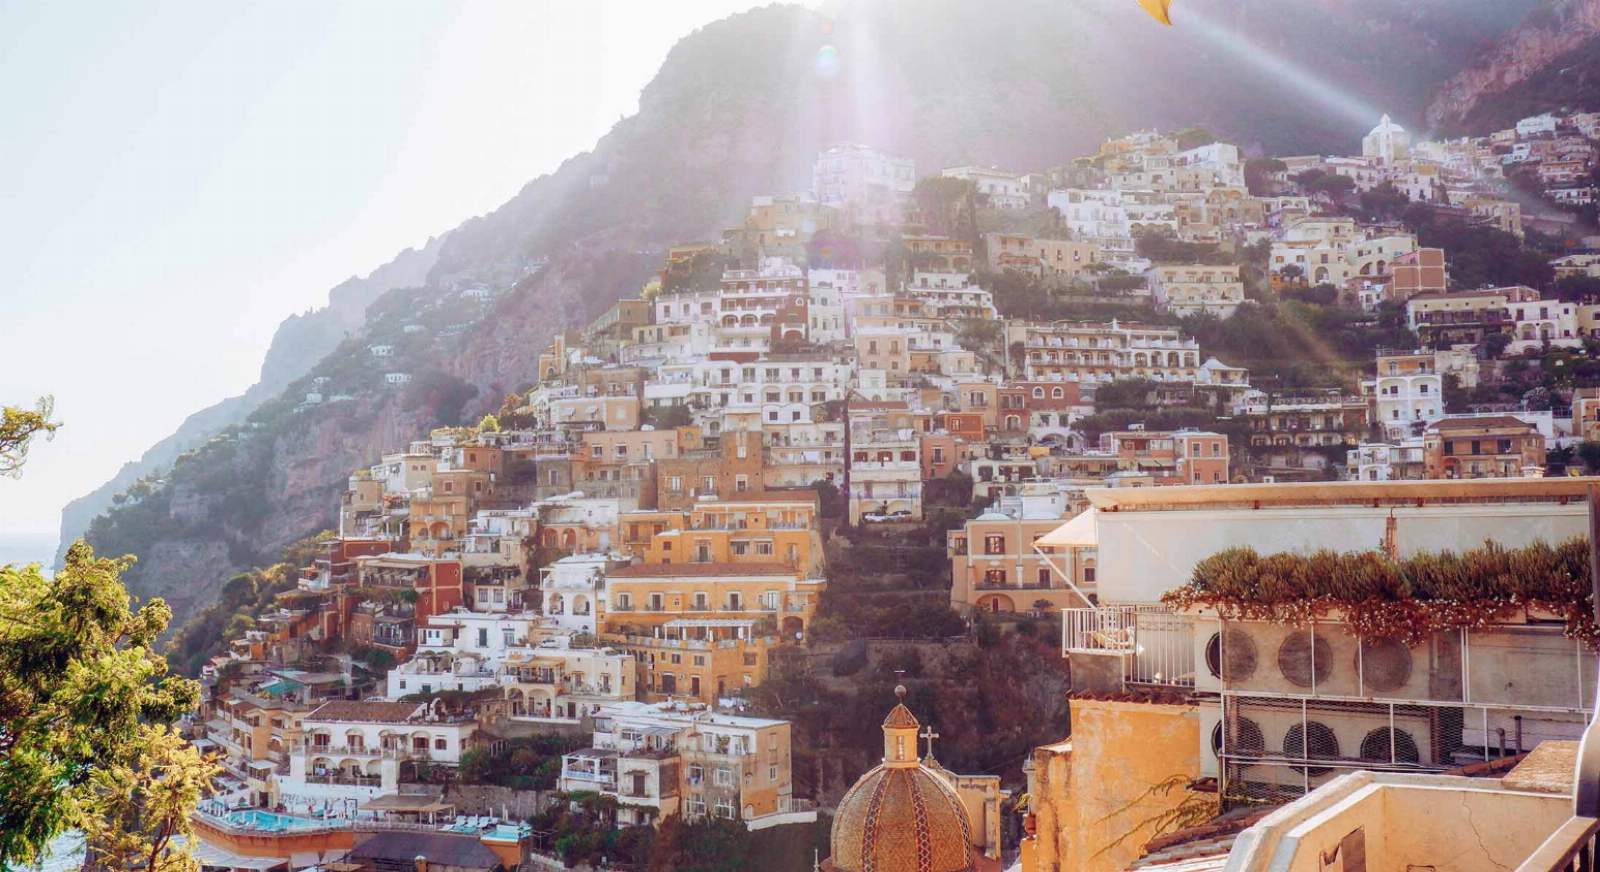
[{"x1": 175, "y1": 108, "x2": 1600, "y2": 872}]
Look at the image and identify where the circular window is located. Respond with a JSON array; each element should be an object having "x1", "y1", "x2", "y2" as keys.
[
  {"x1": 1359, "y1": 727, "x2": 1420, "y2": 765},
  {"x1": 1283, "y1": 721, "x2": 1340, "y2": 777},
  {"x1": 1358, "y1": 637, "x2": 1414, "y2": 694},
  {"x1": 1277, "y1": 630, "x2": 1333, "y2": 688},
  {"x1": 1205, "y1": 630, "x2": 1258, "y2": 682}
]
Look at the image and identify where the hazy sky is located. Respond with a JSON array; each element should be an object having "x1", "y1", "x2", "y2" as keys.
[{"x1": 0, "y1": 1, "x2": 770, "y2": 543}]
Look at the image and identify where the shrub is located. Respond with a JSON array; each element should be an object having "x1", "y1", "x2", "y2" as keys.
[{"x1": 1165, "y1": 539, "x2": 1594, "y2": 647}]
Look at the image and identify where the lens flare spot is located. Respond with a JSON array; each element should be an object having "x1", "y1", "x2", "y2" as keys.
[{"x1": 815, "y1": 44, "x2": 840, "y2": 79}]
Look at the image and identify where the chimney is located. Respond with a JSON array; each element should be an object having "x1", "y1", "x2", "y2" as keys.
[{"x1": 414, "y1": 855, "x2": 428, "y2": 872}]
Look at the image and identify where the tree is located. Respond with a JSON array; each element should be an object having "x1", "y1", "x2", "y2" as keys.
[
  {"x1": 1173, "y1": 127, "x2": 1217, "y2": 150},
  {"x1": 78, "y1": 725, "x2": 217, "y2": 872},
  {"x1": 642, "y1": 404, "x2": 692, "y2": 429},
  {"x1": 0, "y1": 542, "x2": 204, "y2": 868},
  {"x1": 1358, "y1": 182, "x2": 1410, "y2": 221},
  {"x1": 1578, "y1": 441, "x2": 1600, "y2": 475},
  {"x1": 1243, "y1": 157, "x2": 1287, "y2": 196},
  {"x1": 1, "y1": 396, "x2": 60, "y2": 477}
]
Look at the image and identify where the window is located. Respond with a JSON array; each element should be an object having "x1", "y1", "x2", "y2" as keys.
[
  {"x1": 435, "y1": 738, "x2": 447, "y2": 750},
  {"x1": 714, "y1": 767, "x2": 734, "y2": 786},
  {"x1": 984, "y1": 534, "x2": 1005, "y2": 555}
]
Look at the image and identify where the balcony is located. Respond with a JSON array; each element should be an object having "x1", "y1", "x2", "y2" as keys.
[
  {"x1": 305, "y1": 772, "x2": 383, "y2": 787},
  {"x1": 1061, "y1": 605, "x2": 1194, "y2": 688},
  {"x1": 299, "y1": 743, "x2": 410, "y2": 760}
]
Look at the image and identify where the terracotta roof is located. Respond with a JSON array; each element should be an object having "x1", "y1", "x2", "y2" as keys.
[
  {"x1": 882, "y1": 703, "x2": 920, "y2": 729},
  {"x1": 608, "y1": 562, "x2": 798, "y2": 578},
  {"x1": 305, "y1": 700, "x2": 424, "y2": 724},
  {"x1": 1428, "y1": 415, "x2": 1535, "y2": 431},
  {"x1": 350, "y1": 832, "x2": 503, "y2": 869},
  {"x1": 831, "y1": 765, "x2": 973, "y2": 872}
]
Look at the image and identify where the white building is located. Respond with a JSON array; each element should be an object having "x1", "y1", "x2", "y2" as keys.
[
  {"x1": 1049, "y1": 479, "x2": 1596, "y2": 805},
  {"x1": 1505, "y1": 297, "x2": 1581, "y2": 353},
  {"x1": 1361, "y1": 114, "x2": 1411, "y2": 164},
  {"x1": 942, "y1": 166, "x2": 1029, "y2": 209},
  {"x1": 282, "y1": 700, "x2": 477, "y2": 806},
  {"x1": 1047, "y1": 189, "x2": 1131, "y2": 243},
  {"x1": 1516, "y1": 112, "x2": 1559, "y2": 138},
  {"x1": 502, "y1": 636, "x2": 637, "y2": 725},
  {"x1": 559, "y1": 700, "x2": 812, "y2": 830},
  {"x1": 813, "y1": 144, "x2": 915, "y2": 215},
  {"x1": 1364, "y1": 353, "x2": 1443, "y2": 441},
  {"x1": 385, "y1": 609, "x2": 547, "y2": 698},
  {"x1": 540, "y1": 552, "x2": 626, "y2": 633}
]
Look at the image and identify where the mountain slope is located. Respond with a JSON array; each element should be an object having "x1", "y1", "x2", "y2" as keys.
[
  {"x1": 55, "y1": 237, "x2": 444, "y2": 567},
  {"x1": 1450, "y1": 34, "x2": 1600, "y2": 134},
  {"x1": 79, "y1": 0, "x2": 1540, "y2": 626},
  {"x1": 1427, "y1": 0, "x2": 1600, "y2": 132}
]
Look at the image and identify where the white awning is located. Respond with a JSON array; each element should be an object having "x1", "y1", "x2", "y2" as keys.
[
  {"x1": 189, "y1": 839, "x2": 289, "y2": 870},
  {"x1": 1037, "y1": 508, "x2": 1098, "y2": 548}
]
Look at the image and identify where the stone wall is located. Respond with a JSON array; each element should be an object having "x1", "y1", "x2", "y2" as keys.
[{"x1": 397, "y1": 782, "x2": 555, "y2": 819}]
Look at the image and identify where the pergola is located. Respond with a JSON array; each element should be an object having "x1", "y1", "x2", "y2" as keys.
[{"x1": 359, "y1": 792, "x2": 457, "y2": 825}]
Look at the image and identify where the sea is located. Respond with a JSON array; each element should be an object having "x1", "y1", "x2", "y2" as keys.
[
  {"x1": 0, "y1": 531, "x2": 58, "y2": 570},
  {"x1": 16, "y1": 833, "x2": 84, "y2": 872}
]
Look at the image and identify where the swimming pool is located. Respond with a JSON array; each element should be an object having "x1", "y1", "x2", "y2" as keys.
[{"x1": 222, "y1": 810, "x2": 325, "y2": 832}]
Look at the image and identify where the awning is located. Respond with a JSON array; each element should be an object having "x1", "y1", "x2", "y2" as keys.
[
  {"x1": 361, "y1": 793, "x2": 456, "y2": 814},
  {"x1": 189, "y1": 839, "x2": 289, "y2": 870},
  {"x1": 1037, "y1": 508, "x2": 1098, "y2": 548},
  {"x1": 290, "y1": 849, "x2": 349, "y2": 868}
]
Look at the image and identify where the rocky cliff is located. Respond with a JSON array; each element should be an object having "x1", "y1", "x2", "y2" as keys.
[
  {"x1": 79, "y1": 0, "x2": 1541, "y2": 629},
  {"x1": 55, "y1": 237, "x2": 443, "y2": 567},
  {"x1": 1426, "y1": 0, "x2": 1600, "y2": 132}
]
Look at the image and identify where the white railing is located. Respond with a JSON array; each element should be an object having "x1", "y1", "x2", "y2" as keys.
[{"x1": 1062, "y1": 605, "x2": 1195, "y2": 688}]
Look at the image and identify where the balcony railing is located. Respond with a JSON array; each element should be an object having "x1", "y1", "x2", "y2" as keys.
[
  {"x1": 305, "y1": 772, "x2": 382, "y2": 787},
  {"x1": 1061, "y1": 605, "x2": 1194, "y2": 688}
]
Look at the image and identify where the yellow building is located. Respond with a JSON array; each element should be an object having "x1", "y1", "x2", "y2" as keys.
[
  {"x1": 601, "y1": 562, "x2": 823, "y2": 639},
  {"x1": 638, "y1": 496, "x2": 825, "y2": 576},
  {"x1": 614, "y1": 629, "x2": 781, "y2": 702},
  {"x1": 1020, "y1": 697, "x2": 1204, "y2": 872}
]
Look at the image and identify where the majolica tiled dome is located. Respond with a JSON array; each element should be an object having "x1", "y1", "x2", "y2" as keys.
[{"x1": 828, "y1": 688, "x2": 975, "y2": 872}]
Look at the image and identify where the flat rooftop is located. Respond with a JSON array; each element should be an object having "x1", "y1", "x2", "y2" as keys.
[{"x1": 1084, "y1": 477, "x2": 1599, "y2": 512}]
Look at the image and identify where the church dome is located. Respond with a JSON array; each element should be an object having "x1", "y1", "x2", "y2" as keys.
[
  {"x1": 1369, "y1": 113, "x2": 1406, "y2": 136},
  {"x1": 828, "y1": 688, "x2": 975, "y2": 872}
]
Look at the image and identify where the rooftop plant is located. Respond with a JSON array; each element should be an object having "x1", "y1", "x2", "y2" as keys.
[{"x1": 1162, "y1": 538, "x2": 1596, "y2": 648}]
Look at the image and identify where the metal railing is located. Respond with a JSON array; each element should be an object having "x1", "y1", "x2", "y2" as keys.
[
  {"x1": 305, "y1": 773, "x2": 382, "y2": 787},
  {"x1": 1061, "y1": 605, "x2": 1194, "y2": 688}
]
